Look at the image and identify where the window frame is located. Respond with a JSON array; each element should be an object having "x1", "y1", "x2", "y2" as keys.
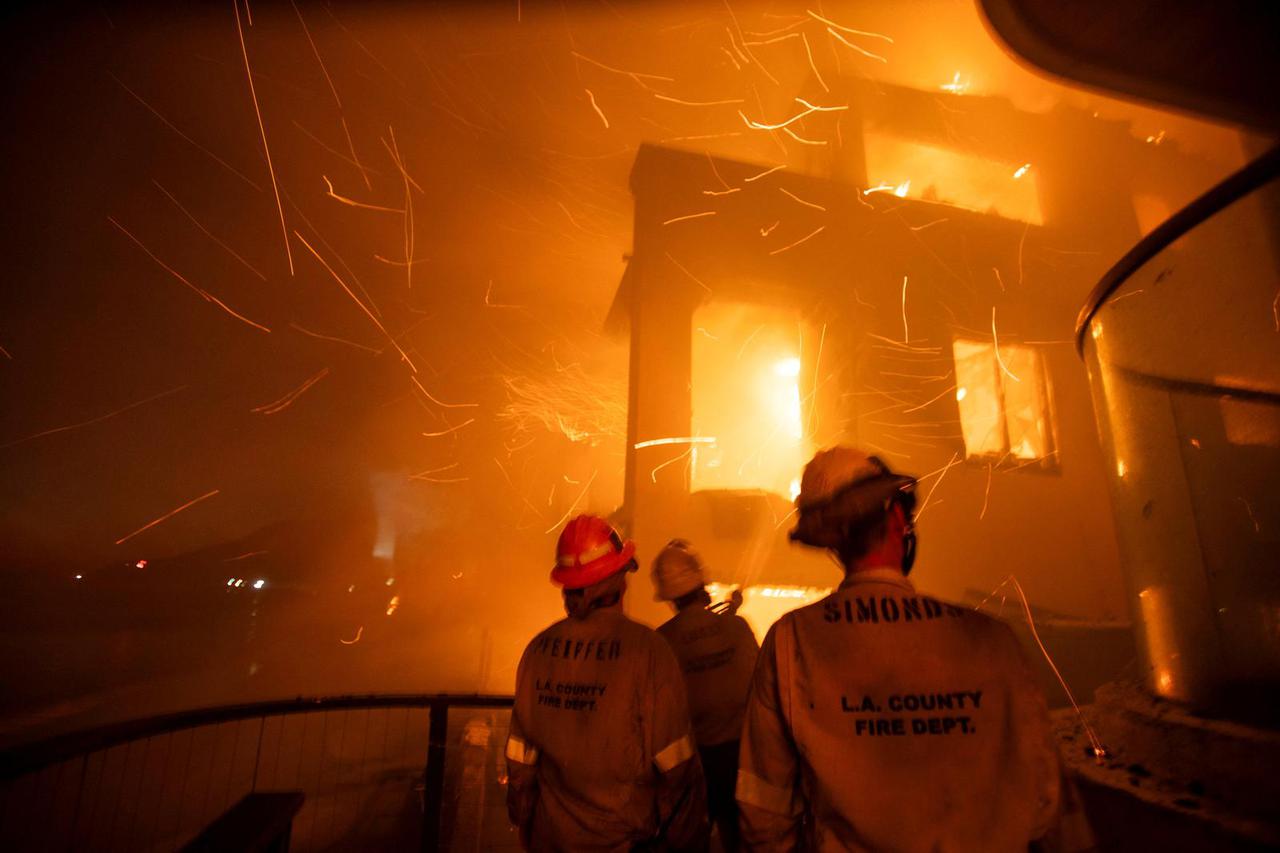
[{"x1": 952, "y1": 336, "x2": 1060, "y2": 474}]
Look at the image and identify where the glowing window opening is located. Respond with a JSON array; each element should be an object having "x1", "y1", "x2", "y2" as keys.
[
  {"x1": 863, "y1": 136, "x2": 1044, "y2": 225},
  {"x1": 953, "y1": 338, "x2": 1054, "y2": 463},
  {"x1": 706, "y1": 582, "x2": 831, "y2": 642},
  {"x1": 691, "y1": 303, "x2": 812, "y2": 496}
]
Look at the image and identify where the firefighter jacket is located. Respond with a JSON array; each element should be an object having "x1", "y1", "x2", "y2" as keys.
[
  {"x1": 737, "y1": 568, "x2": 1076, "y2": 852},
  {"x1": 657, "y1": 605, "x2": 760, "y2": 747},
  {"x1": 506, "y1": 603, "x2": 709, "y2": 851}
]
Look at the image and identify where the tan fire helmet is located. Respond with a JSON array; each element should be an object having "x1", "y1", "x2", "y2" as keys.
[
  {"x1": 790, "y1": 446, "x2": 918, "y2": 550},
  {"x1": 651, "y1": 539, "x2": 707, "y2": 601}
]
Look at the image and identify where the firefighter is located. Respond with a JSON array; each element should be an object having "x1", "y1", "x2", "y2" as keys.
[
  {"x1": 736, "y1": 447, "x2": 1093, "y2": 851},
  {"x1": 652, "y1": 540, "x2": 759, "y2": 852},
  {"x1": 505, "y1": 514, "x2": 709, "y2": 851}
]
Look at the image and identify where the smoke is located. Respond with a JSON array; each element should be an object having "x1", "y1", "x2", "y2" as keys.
[{"x1": 0, "y1": 0, "x2": 1248, "y2": 739}]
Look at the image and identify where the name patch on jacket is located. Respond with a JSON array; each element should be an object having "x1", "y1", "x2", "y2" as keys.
[
  {"x1": 531, "y1": 636, "x2": 622, "y2": 661},
  {"x1": 823, "y1": 596, "x2": 965, "y2": 625}
]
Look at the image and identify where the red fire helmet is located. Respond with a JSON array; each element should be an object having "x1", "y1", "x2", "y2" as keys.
[{"x1": 551, "y1": 514, "x2": 637, "y2": 589}]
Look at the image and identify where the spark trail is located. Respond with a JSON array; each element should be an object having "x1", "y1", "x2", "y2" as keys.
[
  {"x1": 108, "y1": 217, "x2": 271, "y2": 332},
  {"x1": 992, "y1": 307, "x2": 1021, "y2": 382},
  {"x1": 291, "y1": 0, "x2": 371, "y2": 189},
  {"x1": 234, "y1": 0, "x2": 293, "y2": 275},
  {"x1": 293, "y1": 230, "x2": 417, "y2": 371},
  {"x1": 252, "y1": 368, "x2": 330, "y2": 414},
  {"x1": 0, "y1": 385, "x2": 188, "y2": 450},
  {"x1": 109, "y1": 73, "x2": 262, "y2": 191},
  {"x1": 115, "y1": 489, "x2": 221, "y2": 545},
  {"x1": 152, "y1": 181, "x2": 267, "y2": 281}
]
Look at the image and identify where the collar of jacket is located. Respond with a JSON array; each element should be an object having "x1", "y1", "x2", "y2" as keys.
[{"x1": 838, "y1": 567, "x2": 914, "y2": 592}]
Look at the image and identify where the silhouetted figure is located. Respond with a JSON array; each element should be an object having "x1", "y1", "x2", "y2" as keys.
[
  {"x1": 737, "y1": 447, "x2": 1093, "y2": 851},
  {"x1": 653, "y1": 540, "x2": 759, "y2": 851},
  {"x1": 505, "y1": 515, "x2": 709, "y2": 851}
]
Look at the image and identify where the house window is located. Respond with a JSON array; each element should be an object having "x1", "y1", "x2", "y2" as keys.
[
  {"x1": 862, "y1": 136, "x2": 1045, "y2": 225},
  {"x1": 690, "y1": 302, "x2": 812, "y2": 497},
  {"x1": 952, "y1": 338, "x2": 1055, "y2": 463}
]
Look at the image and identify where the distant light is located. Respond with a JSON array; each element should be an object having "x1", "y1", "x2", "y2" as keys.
[
  {"x1": 633, "y1": 436, "x2": 718, "y2": 450},
  {"x1": 940, "y1": 71, "x2": 969, "y2": 95},
  {"x1": 227, "y1": 578, "x2": 235, "y2": 586},
  {"x1": 1145, "y1": 131, "x2": 1166, "y2": 145},
  {"x1": 135, "y1": 560, "x2": 148, "y2": 569},
  {"x1": 1190, "y1": 438, "x2": 1201, "y2": 449},
  {"x1": 1012, "y1": 163, "x2": 1031, "y2": 180},
  {"x1": 386, "y1": 595, "x2": 401, "y2": 616},
  {"x1": 347, "y1": 584, "x2": 356, "y2": 593},
  {"x1": 955, "y1": 387, "x2": 968, "y2": 401},
  {"x1": 758, "y1": 586, "x2": 807, "y2": 599},
  {"x1": 1116, "y1": 460, "x2": 1128, "y2": 479},
  {"x1": 385, "y1": 577, "x2": 395, "y2": 586},
  {"x1": 74, "y1": 574, "x2": 83, "y2": 580},
  {"x1": 788, "y1": 478, "x2": 801, "y2": 501},
  {"x1": 235, "y1": 579, "x2": 245, "y2": 587},
  {"x1": 774, "y1": 357, "x2": 801, "y2": 378},
  {"x1": 253, "y1": 579, "x2": 265, "y2": 590}
]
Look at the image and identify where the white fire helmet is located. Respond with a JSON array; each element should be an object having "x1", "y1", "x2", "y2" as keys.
[{"x1": 651, "y1": 539, "x2": 707, "y2": 601}]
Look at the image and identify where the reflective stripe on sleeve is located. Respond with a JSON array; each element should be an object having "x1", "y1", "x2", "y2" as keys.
[
  {"x1": 736, "y1": 769, "x2": 797, "y2": 816},
  {"x1": 653, "y1": 734, "x2": 695, "y2": 772},
  {"x1": 505, "y1": 735, "x2": 539, "y2": 766}
]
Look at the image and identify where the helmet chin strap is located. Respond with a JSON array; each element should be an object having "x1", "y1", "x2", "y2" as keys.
[{"x1": 901, "y1": 522, "x2": 918, "y2": 575}]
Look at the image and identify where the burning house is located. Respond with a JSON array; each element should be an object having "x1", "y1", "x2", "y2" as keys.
[
  {"x1": 607, "y1": 79, "x2": 1217, "y2": 644},
  {"x1": 1, "y1": 0, "x2": 1276, "y2": 849}
]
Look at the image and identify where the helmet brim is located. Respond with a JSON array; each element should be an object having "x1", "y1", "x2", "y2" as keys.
[{"x1": 790, "y1": 473, "x2": 916, "y2": 548}]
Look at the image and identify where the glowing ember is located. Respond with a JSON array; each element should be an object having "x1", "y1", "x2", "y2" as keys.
[{"x1": 940, "y1": 71, "x2": 970, "y2": 94}]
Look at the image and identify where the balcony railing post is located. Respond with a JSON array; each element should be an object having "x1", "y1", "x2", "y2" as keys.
[{"x1": 421, "y1": 699, "x2": 449, "y2": 852}]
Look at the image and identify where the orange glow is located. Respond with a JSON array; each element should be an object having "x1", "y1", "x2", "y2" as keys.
[
  {"x1": 691, "y1": 303, "x2": 810, "y2": 496},
  {"x1": 940, "y1": 71, "x2": 970, "y2": 94},
  {"x1": 864, "y1": 137, "x2": 1044, "y2": 225},
  {"x1": 708, "y1": 582, "x2": 832, "y2": 641},
  {"x1": 1138, "y1": 587, "x2": 1181, "y2": 700}
]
